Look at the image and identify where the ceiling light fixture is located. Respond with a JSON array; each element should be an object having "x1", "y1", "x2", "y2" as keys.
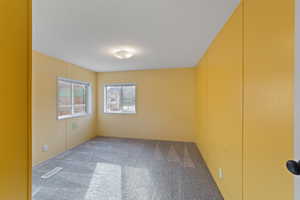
[{"x1": 112, "y1": 48, "x2": 136, "y2": 59}]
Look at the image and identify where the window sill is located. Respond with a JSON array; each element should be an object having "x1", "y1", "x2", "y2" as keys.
[
  {"x1": 104, "y1": 112, "x2": 136, "y2": 115},
  {"x1": 57, "y1": 113, "x2": 90, "y2": 120}
]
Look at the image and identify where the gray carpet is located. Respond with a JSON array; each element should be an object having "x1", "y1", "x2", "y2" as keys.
[{"x1": 32, "y1": 137, "x2": 223, "y2": 200}]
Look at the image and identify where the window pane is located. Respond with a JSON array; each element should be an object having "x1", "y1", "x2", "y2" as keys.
[
  {"x1": 106, "y1": 86, "x2": 121, "y2": 113},
  {"x1": 105, "y1": 84, "x2": 136, "y2": 113},
  {"x1": 58, "y1": 80, "x2": 72, "y2": 116},
  {"x1": 121, "y1": 86, "x2": 136, "y2": 113},
  {"x1": 74, "y1": 104, "x2": 86, "y2": 114},
  {"x1": 73, "y1": 83, "x2": 87, "y2": 114}
]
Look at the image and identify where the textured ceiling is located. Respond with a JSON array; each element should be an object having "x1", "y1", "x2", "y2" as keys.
[{"x1": 33, "y1": 0, "x2": 240, "y2": 72}]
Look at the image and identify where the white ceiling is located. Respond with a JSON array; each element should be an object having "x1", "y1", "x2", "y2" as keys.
[{"x1": 33, "y1": 0, "x2": 240, "y2": 72}]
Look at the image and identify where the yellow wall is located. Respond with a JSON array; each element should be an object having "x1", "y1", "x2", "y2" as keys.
[
  {"x1": 196, "y1": 5, "x2": 243, "y2": 200},
  {"x1": 196, "y1": 1, "x2": 294, "y2": 200},
  {"x1": 32, "y1": 51, "x2": 97, "y2": 165},
  {"x1": 97, "y1": 68, "x2": 197, "y2": 141},
  {"x1": 0, "y1": 0, "x2": 31, "y2": 199},
  {"x1": 243, "y1": 0, "x2": 294, "y2": 199}
]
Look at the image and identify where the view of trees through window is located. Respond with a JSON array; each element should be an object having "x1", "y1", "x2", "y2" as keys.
[
  {"x1": 58, "y1": 79, "x2": 89, "y2": 118},
  {"x1": 105, "y1": 84, "x2": 136, "y2": 113}
]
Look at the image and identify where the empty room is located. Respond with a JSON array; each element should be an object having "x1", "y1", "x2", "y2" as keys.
[{"x1": 1, "y1": 0, "x2": 298, "y2": 200}]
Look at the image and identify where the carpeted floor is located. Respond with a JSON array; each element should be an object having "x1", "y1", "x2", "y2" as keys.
[{"x1": 32, "y1": 137, "x2": 223, "y2": 200}]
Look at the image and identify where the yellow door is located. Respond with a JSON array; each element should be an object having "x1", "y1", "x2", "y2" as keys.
[
  {"x1": 243, "y1": 0, "x2": 294, "y2": 199},
  {"x1": 0, "y1": 0, "x2": 31, "y2": 199}
]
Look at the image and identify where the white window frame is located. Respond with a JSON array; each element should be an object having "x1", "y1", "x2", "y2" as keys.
[
  {"x1": 57, "y1": 77, "x2": 92, "y2": 120},
  {"x1": 104, "y1": 83, "x2": 137, "y2": 114}
]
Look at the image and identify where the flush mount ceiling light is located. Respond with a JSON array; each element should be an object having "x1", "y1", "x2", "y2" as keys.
[{"x1": 112, "y1": 48, "x2": 136, "y2": 59}]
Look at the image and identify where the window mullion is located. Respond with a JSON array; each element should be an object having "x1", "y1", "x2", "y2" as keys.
[
  {"x1": 71, "y1": 83, "x2": 74, "y2": 115},
  {"x1": 84, "y1": 85, "x2": 87, "y2": 113},
  {"x1": 104, "y1": 86, "x2": 107, "y2": 113}
]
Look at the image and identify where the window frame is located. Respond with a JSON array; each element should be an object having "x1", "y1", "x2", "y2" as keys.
[
  {"x1": 57, "y1": 77, "x2": 92, "y2": 120},
  {"x1": 103, "y1": 83, "x2": 137, "y2": 114}
]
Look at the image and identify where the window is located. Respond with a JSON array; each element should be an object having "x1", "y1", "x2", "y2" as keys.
[
  {"x1": 57, "y1": 78, "x2": 91, "y2": 119},
  {"x1": 104, "y1": 84, "x2": 136, "y2": 114}
]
